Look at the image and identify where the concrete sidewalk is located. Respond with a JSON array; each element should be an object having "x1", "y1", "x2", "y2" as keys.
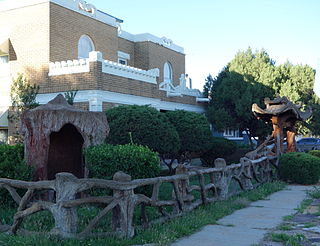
[{"x1": 171, "y1": 185, "x2": 312, "y2": 246}]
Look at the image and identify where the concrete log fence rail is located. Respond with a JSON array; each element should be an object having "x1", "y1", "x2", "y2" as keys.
[{"x1": 0, "y1": 156, "x2": 277, "y2": 239}]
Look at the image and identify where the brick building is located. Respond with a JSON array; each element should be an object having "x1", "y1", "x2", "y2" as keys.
[{"x1": 0, "y1": 0, "x2": 208, "y2": 143}]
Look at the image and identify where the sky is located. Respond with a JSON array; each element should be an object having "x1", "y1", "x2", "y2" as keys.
[{"x1": 87, "y1": 0, "x2": 319, "y2": 90}]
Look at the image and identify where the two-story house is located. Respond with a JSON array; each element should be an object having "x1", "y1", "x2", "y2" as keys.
[{"x1": 0, "y1": 0, "x2": 208, "y2": 143}]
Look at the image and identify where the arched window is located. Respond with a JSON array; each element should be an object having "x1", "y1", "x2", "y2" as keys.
[
  {"x1": 163, "y1": 62, "x2": 173, "y2": 82},
  {"x1": 78, "y1": 35, "x2": 95, "y2": 59}
]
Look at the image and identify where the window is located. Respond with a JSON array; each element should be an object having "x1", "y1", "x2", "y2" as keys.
[
  {"x1": 78, "y1": 35, "x2": 95, "y2": 59},
  {"x1": 163, "y1": 62, "x2": 173, "y2": 82},
  {"x1": 118, "y1": 58, "x2": 127, "y2": 65},
  {"x1": 117, "y1": 51, "x2": 130, "y2": 66},
  {"x1": 0, "y1": 129, "x2": 8, "y2": 144},
  {"x1": 223, "y1": 128, "x2": 239, "y2": 137},
  {"x1": 0, "y1": 55, "x2": 8, "y2": 64}
]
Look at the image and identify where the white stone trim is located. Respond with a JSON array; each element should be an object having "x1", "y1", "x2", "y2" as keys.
[
  {"x1": 102, "y1": 60, "x2": 159, "y2": 84},
  {"x1": 159, "y1": 74, "x2": 204, "y2": 98},
  {"x1": 117, "y1": 51, "x2": 130, "y2": 60},
  {"x1": 36, "y1": 90, "x2": 205, "y2": 113},
  {"x1": 48, "y1": 59, "x2": 90, "y2": 76},
  {"x1": 49, "y1": 51, "x2": 160, "y2": 84},
  {"x1": 119, "y1": 31, "x2": 185, "y2": 54},
  {"x1": 196, "y1": 97, "x2": 210, "y2": 103},
  {"x1": 89, "y1": 98, "x2": 102, "y2": 112}
]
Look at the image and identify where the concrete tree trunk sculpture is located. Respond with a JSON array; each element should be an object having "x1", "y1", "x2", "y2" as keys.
[{"x1": 252, "y1": 97, "x2": 311, "y2": 157}]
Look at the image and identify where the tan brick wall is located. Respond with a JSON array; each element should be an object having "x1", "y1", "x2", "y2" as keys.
[
  {"x1": 99, "y1": 73, "x2": 159, "y2": 99},
  {"x1": 0, "y1": 2, "x2": 50, "y2": 87},
  {"x1": 134, "y1": 42, "x2": 150, "y2": 71},
  {"x1": 133, "y1": 42, "x2": 185, "y2": 86},
  {"x1": 45, "y1": 61, "x2": 201, "y2": 106},
  {"x1": 102, "y1": 102, "x2": 123, "y2": 112},
  {"x1": 73, "y1": 102, "x2": 89, "y2": 111},
  {"x1": 43, "y1": 62, "x2": 99, "y2": 93},
  {"x1": 118, "y1": 37, "x2": 135, "y2": 67},
  {"x1": 147, "y1": 42, "x2": 185, "y2": 87},
  {"x1": 49, "y1": 3, "x2": 118, "y2": 62}
]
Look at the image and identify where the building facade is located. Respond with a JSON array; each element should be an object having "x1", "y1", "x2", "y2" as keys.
[{"x1": 0, "y1": 0, "x2": 208, "y2": 143}]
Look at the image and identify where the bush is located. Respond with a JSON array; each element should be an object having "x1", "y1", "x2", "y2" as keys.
[
  {"x1": 106, "y1": 105, "x2": 180, "y2": 156},
  {"x1": 279, "y1": 152, "x2": 320, "y2": 185},
  {"x1": 201, "y1": 137, "x2": 238, "y2": 167},
  {"x1": 308, "y1": 150, "x2": 320, "y2": 158},
  {"x1": 0, "y1": 144, "x2": 32, "y2": 180},
  {"x1": 165, "y1": 110, "x2": 212, "y2": 157},
  {"x1": 0, "y1": 144, "x2": 33, "y2": 206},
  {"x1": 85, "y1": 144, "x2": 161, "y2": 181}
]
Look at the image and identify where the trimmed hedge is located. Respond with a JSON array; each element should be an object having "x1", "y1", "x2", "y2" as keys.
[
  {"x1": 279, "y1": 152, "x2": 320, "y2": 185},
  {"x1": 85, "y1": 144, "x2": 161, "y2": 180},
  {"x1": 106, "y1": 105, "x2": 180, "y2": 156},
  {"x1": 165, "y1": 110, "x2": 212, "y2": 155},
  {"x1": 0, "y1": 144, "x2": 32, "y2": 180},
  {"x1": 0, "y1": 144, "x2": 33, "y2": 206},
  {"x1": 308, "y1": 150, "x2": 320, "y2": 158},
  {"x1": 200, "y1": 137, "x2": 238, "y2": 167}
]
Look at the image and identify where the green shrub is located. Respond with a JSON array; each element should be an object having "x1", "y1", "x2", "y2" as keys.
[
  {"x1": 106, "y1": 105, "x2": 180, "y2": 156},
  {"x1": 0, "y1": 144, "x2": 33, "y2": 206},
  {"x1": 0, "y1": 144, "x2": 32, "y2": 180},
  {"x1": 308, "y1": 150, "x2": 320, "y2": 158},
  {"x1": 85, "y1": 144, "x2": 161, "y2": 181},
  {"x1": 200, "y1": 137, "x2": 238, "y2": 167},
  {"x1": 165, "y1": 110, "x2": 212, "y2": 155},
  {"x1": 279, "y1": 152, "x2": 320, "y2": 185}
]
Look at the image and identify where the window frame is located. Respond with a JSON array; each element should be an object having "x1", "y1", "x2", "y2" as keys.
[
  {"x1": 163, "y1": 62, "x2": 173, "y2": 82},
  {"x1": 78, "y1": 35, "x2": 95, "y2": 59}
]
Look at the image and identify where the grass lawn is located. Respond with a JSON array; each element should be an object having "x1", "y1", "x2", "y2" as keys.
[{"x1": 0, "y1": 181, "x2": 285, "y2": 246}]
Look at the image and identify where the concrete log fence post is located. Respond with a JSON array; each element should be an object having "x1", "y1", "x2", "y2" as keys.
[
  {"x1": 214, "y1": 158, "x2": 229, "y2": 200},
  {"x1": 50, "y1": 173, "x2": 79, "y2": 238},
  {"x1": 239, "y1": 158, "x2": 253, "y2": 191},
  {"x1": 112, "y1": 171, "x2": 135, "y2": 238}
]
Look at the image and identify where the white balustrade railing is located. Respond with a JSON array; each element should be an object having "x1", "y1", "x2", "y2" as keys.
[
  {"x1": 48, "y1": 53, "x2": 159, "y2": 84},
  {"x1": 48, "y1": 59, "x2": 90, "y2": 76},
  {"x1": 102, "y1": 60, "x2": 159, "y2": 84}
]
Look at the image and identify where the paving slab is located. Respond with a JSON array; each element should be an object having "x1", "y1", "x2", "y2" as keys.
[{"x1": 171, "y1": 185, "x2": 312, "y2": 246}]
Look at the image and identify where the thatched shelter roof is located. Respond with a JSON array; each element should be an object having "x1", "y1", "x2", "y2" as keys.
[{"x1": 252, "y1": 96, "x2": 312, "y2": 122}]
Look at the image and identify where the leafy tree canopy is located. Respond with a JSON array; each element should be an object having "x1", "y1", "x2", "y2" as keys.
[
  {"x1": 204, "y1": 48, "x2": 317, "y2": 143},
  {"x1": 10, "y1": 73, "x2": 39, "y2": 111}
]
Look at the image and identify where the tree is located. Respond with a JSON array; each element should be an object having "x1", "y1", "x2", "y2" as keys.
[
  {"x1": 277, "y1": 63, "x2": 315, "y2": 104},
  {"x1": 276, "y1": 62, "x2": 316, "y2": 135},
  {"x1": 10, "y1": 74, "x2": 40, "y2": 111},
  {"x1": 204, "y1": 47, "x2": 318, "y2": 144},
  {"x1": 9, "y1": 74, "x2": 39, "y2": 143},
  {"x1": 64, "y1": 90, "x2": 78, "y2": 105},
  {"x1": 165, "y1": 110, "x2": 212, "y2": 169},
  {"x1": 105, "y1": 105, "x2": 180, "y2": 171},
  {"x1": 205, "y1": 69, "x2": 274, "y2": 147}
]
